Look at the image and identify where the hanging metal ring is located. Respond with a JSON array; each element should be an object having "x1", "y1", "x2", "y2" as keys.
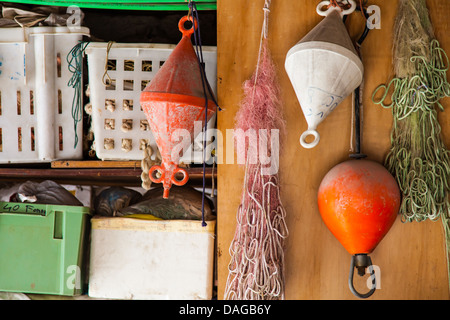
[{"x1": 348, "y1": 254, "x2": 376, "y2": 299}]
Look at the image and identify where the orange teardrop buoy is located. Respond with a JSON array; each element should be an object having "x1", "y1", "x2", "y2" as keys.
[
  {"x1": 317, "y1": 159, "x2": 400, "y2": 298},
  {"x1": 140, "y1": 16, "x2": 217, "y2": 199}
]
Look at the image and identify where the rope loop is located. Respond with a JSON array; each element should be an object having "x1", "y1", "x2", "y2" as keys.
[{"x1": 373, "y1": 40, "x2": 450, "y2": 223}]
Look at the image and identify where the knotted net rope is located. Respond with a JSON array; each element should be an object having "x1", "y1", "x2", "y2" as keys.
[{"x1": 224, "y1": 0, "x2": 289, "y2": 300}]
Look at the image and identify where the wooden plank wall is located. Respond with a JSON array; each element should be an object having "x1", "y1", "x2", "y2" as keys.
[{"x1": 217, "y1": 0, "x2": 450, "y2": 299}]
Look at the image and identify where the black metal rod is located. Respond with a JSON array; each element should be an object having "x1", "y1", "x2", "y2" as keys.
[
  {"x1": 354, "y1": 86, "x2": 362, "y2": 155},
  {"x1": 350, "y1": 86, "x2": 366, "y2": 159}
]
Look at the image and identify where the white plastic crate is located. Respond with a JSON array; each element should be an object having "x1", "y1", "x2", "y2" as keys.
[
  {"x1": 88, "y1": 217, "x2": 216, "y2": 300},
  {"x1": 0, "y1": 26, "x2": 90, "y2": 163},
  {"x1": 85, "y1": 42, "x2": 217, "y2": 162}
]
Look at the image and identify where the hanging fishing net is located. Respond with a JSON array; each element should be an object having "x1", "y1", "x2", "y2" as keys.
[
  {"x1": 224, "y1": 1, "x2": 289, "y2": 300},
  {"x1": 372, "y1": 0, "x2": 450, "y2": 286}
]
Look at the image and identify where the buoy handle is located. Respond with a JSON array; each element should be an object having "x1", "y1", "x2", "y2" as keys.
[
  {"x1": 300, "y1": 129, "x2": 320, "y2": 149},
  {"x1": 348, "y1": 254, "x2": 377, "y2": 299},
  {"x1": 178, "y1": 15, "x2": 198, "y2": 38},
  {"x1": 149, "y1": 165, "x2": 164, "y2": 184},
  {"x1": 148, "y1": 164, "x2": 189, "y2": 186},
  {"x1": 171, "y1": 167, "x2": 189, "y2": 186},
  {"x1": 316, "y1": 0, "x2": 356, "y2": 17}
]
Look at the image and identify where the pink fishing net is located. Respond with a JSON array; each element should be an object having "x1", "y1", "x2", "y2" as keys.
[{"x1": 224, "y1": 37, "x2": 289, "y2": 300}]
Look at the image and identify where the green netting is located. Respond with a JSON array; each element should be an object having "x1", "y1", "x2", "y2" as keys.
[{"x1": 372, "y1": 0, "x2": 450, "y2": 288}]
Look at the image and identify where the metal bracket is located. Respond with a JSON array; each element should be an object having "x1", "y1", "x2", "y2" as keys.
[{"x1": 348, "y1": 254, "x2": 376, "y2": 299}]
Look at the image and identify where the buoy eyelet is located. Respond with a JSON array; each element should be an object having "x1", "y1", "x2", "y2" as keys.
[
  {"x1": 348, "y1": 254, "x2": 377, "y2": 299},
  {"x1": 178, "y1": 15, "x2": 197, "y2": 38}
]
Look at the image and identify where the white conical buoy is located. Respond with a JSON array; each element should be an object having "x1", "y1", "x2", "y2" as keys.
[{"x1": 285, "y1": 0, "x2": 363, "y2": 148}]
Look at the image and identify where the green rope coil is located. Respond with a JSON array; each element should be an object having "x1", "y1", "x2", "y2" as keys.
[
  {"x1": 372, "y1": 39, "x2": 450, "y2": 224},
  {"x1": 67, "y1": 41, "x2": 90, "y2": 149}
]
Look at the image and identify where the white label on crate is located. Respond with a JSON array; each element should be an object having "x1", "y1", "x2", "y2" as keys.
[
  {"x1": 1, "y1": 203, "x2": 46, "y2": 216},
  {"x1": 66, "y1": 265, "x2": 81, "y2": 290}
]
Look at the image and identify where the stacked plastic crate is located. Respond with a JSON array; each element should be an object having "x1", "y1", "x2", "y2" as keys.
[{"x1": 0, "y1": 26, "x2": 90, "y2": 163}]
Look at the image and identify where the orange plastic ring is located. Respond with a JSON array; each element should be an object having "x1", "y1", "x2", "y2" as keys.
[
  {"x1": 171, "y1": 167, "x2": 189, "y2": 186},
  {"x1": 149, "y1": 165, "x2": 164, "y2": 183},
  {"x1": 178, "y1": 15, "x2": 197, "y2": 38}
]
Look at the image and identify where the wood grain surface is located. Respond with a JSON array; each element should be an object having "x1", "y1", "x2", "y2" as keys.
[{"x1": 217, "y1": 0, "x2": 450, "y2": 299}]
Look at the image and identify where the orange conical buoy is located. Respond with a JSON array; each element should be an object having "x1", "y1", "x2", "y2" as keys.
[{"x1": 140, "y1": 15, "x2": 216, "y2": 199}]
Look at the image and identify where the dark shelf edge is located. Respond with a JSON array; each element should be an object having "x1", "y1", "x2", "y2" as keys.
[{"x1": 0, "y1": 166, "x2": 215, "y2": 187}]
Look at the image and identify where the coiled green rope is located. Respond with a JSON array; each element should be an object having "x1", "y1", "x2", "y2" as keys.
[
  {"x1": 67, "y1": 41, "x2": 90, "y2": 149},
  {"x1": 372, "y1": 40, "x2": 450, "y2": 223},
  {"x1": 373, "y1": 39, "x2": 450, "y2": 289}
]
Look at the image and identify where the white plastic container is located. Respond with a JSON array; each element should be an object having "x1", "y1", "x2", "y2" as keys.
[
  {"x1": 0, "y1": 26, "x2": 90, "y2": 163},
  {"x1": 85, "y1": 42, "x2": 217, "y2": 162},
  {"x1": 88, "y1": 217, "x2": 216, "y2": 300}
]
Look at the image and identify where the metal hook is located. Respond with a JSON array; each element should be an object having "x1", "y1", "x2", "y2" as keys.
[{"x1": 348, "y1": 254, "x2": 376, "y2": 299}]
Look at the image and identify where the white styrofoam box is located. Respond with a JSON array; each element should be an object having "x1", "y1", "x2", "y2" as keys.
[
  {"x1": 88, "y1": 217, "x2": 216, "y2": 300},
  {"x1": 85, "y1": 42, "x2": 217, "y2": 162},
  {"x1": 0, "y1": 26, "x2": 90, "y2": 163}
]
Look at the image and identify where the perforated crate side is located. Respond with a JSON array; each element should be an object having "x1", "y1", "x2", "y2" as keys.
[
  {"x1": 0, "y1": 27, "x2": 88, "y2": 163},
  {"x1": 86, "y1": 43, "x2": 217, "y2": 162}
]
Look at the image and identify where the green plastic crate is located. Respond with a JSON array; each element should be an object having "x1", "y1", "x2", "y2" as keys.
[{"x1": 0, "y1": 201, "x2": 91, "y2": 296}]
